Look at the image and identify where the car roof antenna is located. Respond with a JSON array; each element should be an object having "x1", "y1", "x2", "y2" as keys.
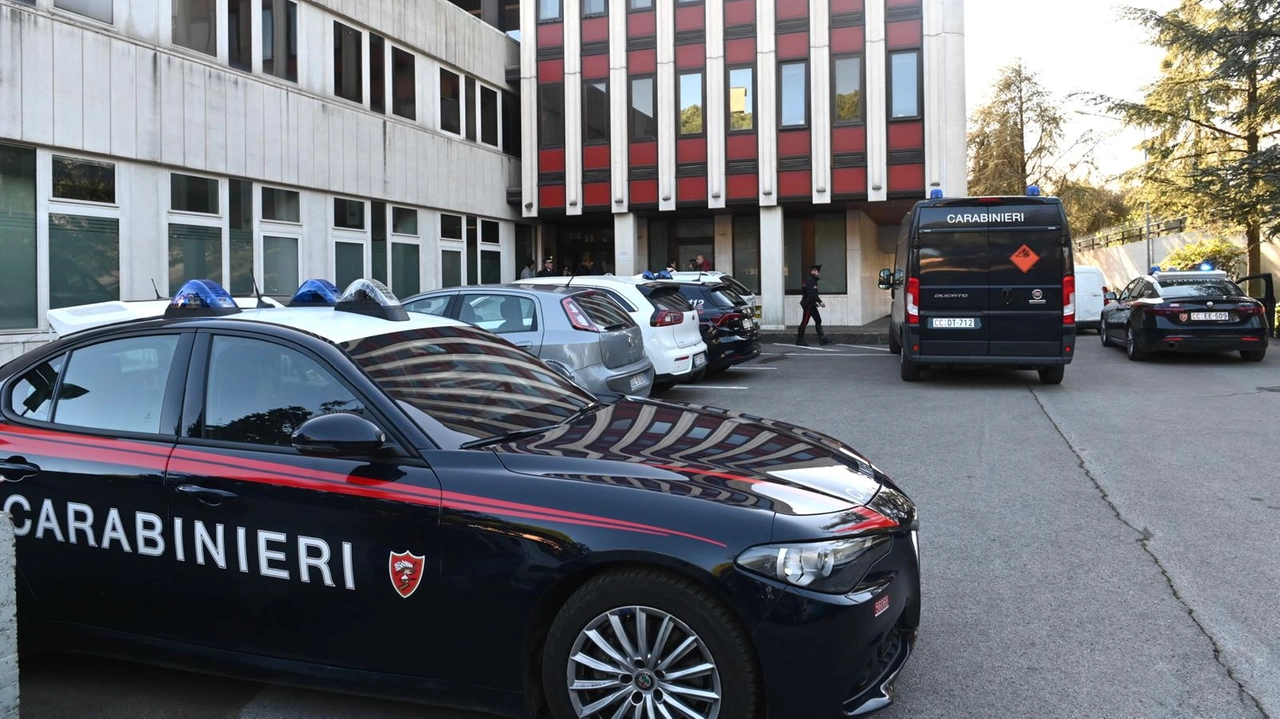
[
  {"x1": 565, "y1": 261, "x2": 578, "y2": 288},
  {"x1": 150, "y1": 278, "x2": 163, "y2": 300},
  {"x1": 251, "y1": 277, "x2": 271, "y2": 308}
]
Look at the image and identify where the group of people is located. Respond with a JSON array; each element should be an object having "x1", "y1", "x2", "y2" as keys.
[{"x1": 519, "y1": 256, "x2": 608, "y2": 278}]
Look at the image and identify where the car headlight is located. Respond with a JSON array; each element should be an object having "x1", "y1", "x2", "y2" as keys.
[{"x1": 736, "y1": 536, "x2": 889, "y2": 594}]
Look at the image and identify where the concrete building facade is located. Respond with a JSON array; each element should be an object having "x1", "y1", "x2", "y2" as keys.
[
  {"x1": 0, "y1": 0, "x2": 526, "y2": 363},
  {"x1": 519, "y1": 0, "x2": 967, "y2": 328}
]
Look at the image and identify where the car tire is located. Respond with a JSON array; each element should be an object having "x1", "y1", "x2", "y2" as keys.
[
  {"x1": 1038, "y1": 365, "x2": 1065, "y2": 385},
  {"x1": 542, "y1": 568, "x2": 760, "y2": 719},
  {"x1": 1126, "y1": 327, "x2": 1146, "y2": 361},
  {"x1": 652, "y1": 380, "x2": 678, "y2": 393},
  {"x1": 900, "y1": 350, "x2": 921, "y2": 382},
  {"x1": 888, "y1": 328, "x2": 902, "y2": 355},
  {"x1": 1100, "y1": 319, "x2": 1114, "y2": 347},
  {"x1": 1241, "y1": 348, "x2": 1267, "y2": 362}
]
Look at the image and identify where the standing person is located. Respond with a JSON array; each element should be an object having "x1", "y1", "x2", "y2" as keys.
[
  {"x1": 796, "y1": 264, "x2": 832, "y2": 346},
  {"x1": 536, "y1": 257, "x2": 558, "y2": 277},
  {"x1": 695, "y1": 254, "x2": 712, "y2": 271},
  {"x1": 520, "y1": 259, "x2": 536, "y2": 279}
]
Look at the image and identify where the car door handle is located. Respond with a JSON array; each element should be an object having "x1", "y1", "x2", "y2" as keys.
[
  {"x1": 0, "y1": 458, "x2": 39, "y2": 482},
  {"x1": 175, "y1": 484, "x2": 238, "y2": 505},
  {"x1": 515, "y1": 341, "x2": 534, "y2": 349}
]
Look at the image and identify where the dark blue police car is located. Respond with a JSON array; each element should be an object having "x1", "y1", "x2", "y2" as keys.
[{"x1": 1, "y1": 279, "x2": 920, "y2": 718}]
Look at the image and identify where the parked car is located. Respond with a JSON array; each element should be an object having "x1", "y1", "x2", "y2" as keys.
[
  {"x1": 515, "y1": 276, "x2": 709, "y2": 389},
  {"x1": 402, "y1": 284, "x2": 655, "y2": 398},
  {"x1": 673, "y1": 281, "x2": 762, "y2": 371},
  {"x1": 8, "y1": 277, "x2": 921, "y2": 719},
  {"x1": 1101, "y1": 269, "x2": 1269, "y2": 361},
  {"x1": 1074, "y1": 265, "x2": 1109, "y2": 332},
  {"x1": 664, "y1": 270, "x2": 761, "y2": 318}
]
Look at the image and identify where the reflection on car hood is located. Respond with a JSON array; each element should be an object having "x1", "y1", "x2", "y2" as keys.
[{"x1": 488, "y1": 398, "x2": 886, "y2": 516}]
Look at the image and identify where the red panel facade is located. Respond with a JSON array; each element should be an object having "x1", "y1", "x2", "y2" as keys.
[
  {"x1": 727, "y1": 134, "x2": 757, "y2": 160},
  {"x1": 538, "y1": 60, "x2": 564, "y2": 83},
  {"x1": 583, "y1": 182, "x2": 611, "y2": 207},
  {"x1": 727, "y1": 174, "x2": 757, "y2": 200},
  {"x1": 726, "y1": 38, "x2": 755, "y2": 64},
  {"x1": 888, "y1": 122, "x2": 923, "y2": 149},
  {"x1": 630, "y1": 180, "x2": 659, "y2": 205},
  {"x1": 630, "y1": 142, "x2": 658, "y2": 167},
  {"x1": 537, "y1": 24, "x2": 563, "y2": 47},
  {"x1": 831, "y1": 0, "x2": 864, "y2": 11},
  {"x1": 724, "y1": 0, "x2": 755, "y2": 26},
  {"x1": 887, "y1": 19, "x2": 922, "y2": 49},
  {"x1": 582, "y1": 17, "x2": 609, "y2": 43},
  {"x1": 831, "y1": 26, "x2": 865, "y2": 53},
  {"x1": 677, "y1": 138, "x2": 707, "y2": 164},
  {"x1": 540, "y1": 185, "x2": 565, "y2": 208},
  {"x1": 629, "y1": 50, "x2": 657, "y2": 74},
  {"x1": 677, "y1": 177, "x2": 707, "y2": 203},
  {"x1": 675, "y1": 5, "x2": 704, "y2": 29},
  {"x1": 888, "y1": 164, "x2": 924, "y2": 193},
  {"x1": 540, "y1": 149, "x2": 566, "y2": 173},
  {"x1": 628, "y1": 12, "x2": 655, "y2": 36},
  {"x1": 582, "y1": 54, "x2": 608, "y2": 78},
  {"x1": 777, "y1": 33, "x2": 808, "y2": 59},
  {"x1": 676, "y1": 43, "x2": 706, "y2": 68},
  {"x1": 584, "y1": 145, "x2": 610, "y2": 170},
  {"x1": 833, "y1": 168, "x2": 867, "y2": 196},
  {"x1": 833, "y1": 127, "x2": 866, "y2": 153},
  {"x1": 777, "y1": 0, "x2": 808, "y2": 19},
  {"x1": 778, "y1": 171, "x2": 811, "y2": 198},
  {"x1": 778, "y1": 130, "x2": 809, "y2": 157}
]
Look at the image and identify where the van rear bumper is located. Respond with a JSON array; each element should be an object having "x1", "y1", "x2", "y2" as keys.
[{"x1": 908, "y1": 353, "x2": 1073, "y2": 367}]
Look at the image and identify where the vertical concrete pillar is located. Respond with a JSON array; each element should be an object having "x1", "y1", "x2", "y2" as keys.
[
  {"x1": 865, "y1": 0, "x2": 887, "y2": 202},
  {"x1": 609, "y1": 0, "x2": 630, "y2": 213},
  {"x1": 614, "y1": 213, "x2": 639, "y2": 276},
  {"x1": 922, "y1": 0, "x2": 968, "y2": 197},
  {"x1": 564, "y1": 0, "x2": 584, "y2": 216},
  {"x1": 846, "y1": 210, "x2": 865, "y2": 324},
  {"x1": 714, "y1": 215, "x2": 733, "y2": 272},
  {"x1": 657, "y1": 0, "x2": 676, "y2": 211},
  {"x1": 519, "y1": 0, "x2": 539, "y2": 217},
  {"x1": 756, "y1": 0, "x2": 778, "y2": 207},
  {"x1": 809, "y1": 0, "x2": 832, "y2": 204},
  {"x1": 705, "y1": 0, "x2": 726, "y2": 209},
  {"x1": 760, "y1": 206, "x2": 785, "y2": 328}
]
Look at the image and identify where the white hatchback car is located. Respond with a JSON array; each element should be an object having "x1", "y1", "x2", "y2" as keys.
[
  {"x1": 516, "y1": 276, "x2": 709, "y2": 388},
  {"x1": 663, "y1": 271, "x2": 761, "y2": 318}
]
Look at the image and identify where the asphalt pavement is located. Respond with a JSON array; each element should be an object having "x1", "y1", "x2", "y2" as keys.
[{"x1": 21, "y1": 337, "x2": 1278, "y2": 719}]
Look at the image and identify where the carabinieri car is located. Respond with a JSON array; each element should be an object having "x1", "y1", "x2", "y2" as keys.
[{"x1": 0, "y1": 278, "x2": 920, "y2": 719}]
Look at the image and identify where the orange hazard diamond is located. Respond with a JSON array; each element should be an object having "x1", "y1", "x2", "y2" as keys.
[{"x1": 1010, "y1": 244, "x2": 1041, "y2": 273}]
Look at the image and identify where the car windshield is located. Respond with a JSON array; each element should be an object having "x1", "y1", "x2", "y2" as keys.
[
  {"x1": 343, "y1": 326, "x2": 597, "y2": 441},
  {"x1": 710, "y1": 285, "x2": 746, "y2": 307},
  {"x1": 641, "y1": 285, "x2": 693, "y2": 313},
  {"x1": 1159, "y1": 280, "x2": 1243, "y2": 299}
]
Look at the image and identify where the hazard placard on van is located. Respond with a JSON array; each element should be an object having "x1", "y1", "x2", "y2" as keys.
[{"x1": 1010, "y1": 244, "x2": 1041, "y2": 273}]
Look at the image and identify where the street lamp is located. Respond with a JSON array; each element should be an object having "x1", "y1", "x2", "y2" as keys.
[{"x1": 1070, "y1": 109, "x2": 1152, "y2": 269}]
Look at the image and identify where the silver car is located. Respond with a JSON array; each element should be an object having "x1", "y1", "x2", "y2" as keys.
[{"x1": 402, "y1": 285, "x2": 655, "y2": 399}]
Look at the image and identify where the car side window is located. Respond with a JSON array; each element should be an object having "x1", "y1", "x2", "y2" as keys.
[
  {"x1": 594, "y1": 288, "x2": 638, "y2": 313},
  {"x1": 1119, "y1": 280, "x2": 1139, "y2": 301},
  {"x1": 203, "y1": 336, "x2": 365, "y2": 448},
  {"x1": 405, "y1": 295, "x2": 452, "y2": 316},
  {"x1": 458, "y1": 294, "x2": 538, "y2": 334},
  {"x1": 7, "y1": 354, "x2": 67, "y2": 423},
  {"x1": 53, "y1": 336, "x2": 181, "y2": 434}
]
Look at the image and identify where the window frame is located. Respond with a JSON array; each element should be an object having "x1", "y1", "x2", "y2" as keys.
[
  {"x1": 582, "y1": 78, "x2": 611, "y2": 146},
  {"x1": 52, "y1": 0, "x2": 114, "y2": 26},
  {"x1": 887, "y1": 48, "x2": 922, "y2": 121},
  {"x1": 677, "y1": 70, "x2": 706, "y2": 138},
  {"x1": 538, "y1": 0, "x2": 562, "y2": 22},
  {"x1": 261, "y1": 0, "x2": 299, "y2": 82},
  {"x1": 629, "y1": 75, "x2": 658, "y2": 141},
  {"x1": 439, "y1": 68, "x2": 464, "y2": 137},
  {"x1": 726, "y1": 64, "x2": 756, "y2": 134},
  {"x1": 479, "y1": 84, "x2": 500, "y2": 147},
  {"x1": 628, "y1": 0, "x2": 653, "y2": 10},
  {"x1": 260, "y1": 185, "x2": 302, "y2": 225},
  {"x1": 168, "y1": 172, "x2": 222, "y2": 217},
  {"x1": 538, "y1": 82, "x2": 567, "y2": 148},
  {"x1": 778, "y1": 59, "x2": 809, "y2": 129},
  {"x1": 582, "y1": 0, "x2": 607, "y2": 17},
  {"x1": 51, "y1": 154, "x2": 118, "y2": 208},
  {"x1": 332, "y1": 20, "x2": 365, "y2": 105},
  {"x1": 170, "y1": 0, "x2": 218, "y2": 58},
  {"x1": 831, "y1": 53, "x2": 865, "y2": 126}
]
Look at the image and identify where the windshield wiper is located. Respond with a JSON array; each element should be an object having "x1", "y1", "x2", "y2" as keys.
[{"x1": 459, "y1": 402, "x2": 605, "y2": 450}]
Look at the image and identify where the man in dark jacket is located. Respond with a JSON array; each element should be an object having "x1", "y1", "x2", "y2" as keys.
[
  {"x1": 796, "y1": 264, "x2": 832, "y2": 346},
  {"x1": 535, "y1": 257, "x2": 558, "y2": 277}
]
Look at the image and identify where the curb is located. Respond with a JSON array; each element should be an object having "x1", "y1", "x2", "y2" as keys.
[{"x1": 759, "y1": 332, "x2": 890, "y2": 346}]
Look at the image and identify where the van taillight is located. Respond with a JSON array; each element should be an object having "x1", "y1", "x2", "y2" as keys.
[
  {"x1": 651, "y1": 310, "x2": 684, "y2": 327},
  {"x1": 1063, "y1": 275, "x2": 1076, "y2": 326},
  {"x1": 906, "y1": 277, "x2": 920, "y2": 325}
]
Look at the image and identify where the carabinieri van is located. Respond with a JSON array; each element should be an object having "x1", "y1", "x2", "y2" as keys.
[{"x1": 879, "y1": 190, "x2": 1076, "y2": 384}]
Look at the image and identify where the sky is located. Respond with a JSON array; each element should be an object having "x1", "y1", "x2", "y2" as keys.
[{"x1": 963, "y1": 0, "x2": 1176, "y2": 184}]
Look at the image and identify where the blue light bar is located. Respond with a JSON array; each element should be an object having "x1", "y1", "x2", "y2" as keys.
[
  {"x1": 1199, "y1": 261, "x2": 1214, "y2": 271},
  {"x1": 335, "y1": 279, "x2": 409, "y2": 321},
  {"x1": 1026, "y1": 185, "x2": 1041, "y2": 196},
  {"x1": 929, "y1": 188, "x2": 944, "y2": 199},
  {"x1": 289, "y1": 279, "x2": 341, "y2": 307},
  {"x1": 165, "y1": 279, "x2": 240, "y2": 318}
]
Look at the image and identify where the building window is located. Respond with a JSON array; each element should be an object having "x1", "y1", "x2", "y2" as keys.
[
  {"x1": 370, "y1": 34, "x2": 387, "y2": 114},
  {"x1": 392, "y1": 243, "x2": 420, "y2": 295},
  {"x1": 333, "y1": 21, "x2": 363, "y2": 103},
  {"x1": 733, "y1": 215, "x2": 760, "y2": 294},
  {"x1": 55, "y1": 0, "x2": 112, "y2": 23},
  {"x1": 629, "y1": 0, "x2": 652, "y2": 8},
  {"x1": 228, "y1": 179, "x2": 254, "y2": 294},
  {"x1": 392, "y1": 47, "x2": 417, "y2": 120},
  {"x1": 779, "y1": 61, "x2": 807, "y2": 128},
  {"x1": 502, "y1": 90, "x2": 521, "y2": 156},
  {"x1": 393, "y1": 207, "x2": 418, "y2": 235},
  {"x1": 465, "y1": 78, "x2": 478, "y2": 141},
  {"x1": 52, "y1": 156, "x2": 116, "y2": 204},
  {"x1": 334, "y1": 241, "x2": 364, "y2": 288},
  {"x1": 262, "y1": 236, "x2": 298, "y2": 296},
  {"x1": 630, "y1": 77, "x2": 656, "y2": 140},
  {"x1": 539, "y1": 84, "x2": 565, "y2": 147},
  {"x1": 889, "y1": 50, "x2": 920, "y2": 119},
  {"x1": 784, "y1": 213, "x2": 847, "y2": 294},
  {"x1": 678, "y1": 71, "x2": 703, "y2": 136},
  {"x1": 261, "y1": 187, "x2": 300, "y2": 222},
  {"x1": 0, "y1": 144, "x2": 37, "y2": 329},
  {"x1": 372, "y1": 201, "x2": 388, "y2": 283},
  {"x1": 334, "y1": 198, "x2": 365, "y2": 230},
  {"x1": 481, "y1": 219, "x2": 500, "y2": 244},
  {"x1": 834, "y1": 55, "x2": 863, "y2": 125},
  {"x1": 538, "y1": 0, "x2": 561, "y2": 21},
  {"x1": 480, "y1": 86, "x2": 499, "y2": 146},
  {"x1": 262, "y1": 0, "x2": 298, "y2": 81},
  {"x1": 171, "y1": 174, "x2": 219, "y2": 214},
  {"x1": 583, "y1": 0, "x2": 605, "y2": 16},
  {"x1": 728, "y1": 66, "x2": 754, "y2": 132},
  {"x1": 440, "y1": 69, "x2": 462, "y2": 135},
  {"x1": 168, "y1": 223, "x2": 223, "y2": 287},
  {"x1": 441, "y1": 213, "x2": 463, "y2": 241},
  {"x1": 466, "y1": 217, "x2": 479, "y2": 284},
  {"x1": 49, "y1": 214, "x2": 120, "y2": 309},
  {"x1": 228, "y1": 0, "x2": 252, "y2": 71},
  {"x1": 441, "y1": 249, "x2": 463, "y2": 288},
  {"x1": 481, "y1": 251, "x2": 502, "y2": 285},
  {"x1": 173, "y1": 0, "x2": 217, "y2": 56},
  {"x1": 584, "y1": 79, "x2": 609, "y2": 144}
]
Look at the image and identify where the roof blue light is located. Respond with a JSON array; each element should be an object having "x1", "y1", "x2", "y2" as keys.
[
  {"x1": 1026, "y1": 185, "x2": 1041, "y2": 196},
  {"x1": 289, "y1": 279, "x2": 341, "y2": 307},
  {"x1": 336, "y1": 279, "x2": 409, "y2": 321},
  {"x1": 929, "y1": 188, "x2": 944, "y2": 199},
  {"x1": 165, "y1": 279, "x2": 240, "y2": 318},
  {"x1": 1199, "y1": 261, "x2": 1214, "y2": 271}
]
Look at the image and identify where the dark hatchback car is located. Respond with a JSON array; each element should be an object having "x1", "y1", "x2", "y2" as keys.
[
  {"x1": 4, "y1": 279, "x2": 921, "y2": 719},
  {"x1": 1101, "y1": 270, "x2": 1269, "y2": 361},
  {"x1": 675, "y1": 281, "x2": 762, "y2": 371}
]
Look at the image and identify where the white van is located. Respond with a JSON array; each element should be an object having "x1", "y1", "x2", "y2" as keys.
[{"x1": 1074, "y1": 265, "x2": 1109, "y2": 331}]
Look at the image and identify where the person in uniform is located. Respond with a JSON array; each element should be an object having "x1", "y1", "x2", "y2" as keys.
[
  {"x1": 796, "y1": 264, "x2": 832, "y2": 346},
  {"x1": 536, "y1": 257, "x2": 558, "y2": 277}
]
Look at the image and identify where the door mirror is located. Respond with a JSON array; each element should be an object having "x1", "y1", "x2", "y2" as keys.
[
  {"x1": 292, "y1": 413, "x2": 387, "y2": 456},
  {"x1": 1103, "y1": 291, "x2": 1118, "y2": 304},
  {"x1": 877, "y1": 269, "x2": 893, "y2": 290}
]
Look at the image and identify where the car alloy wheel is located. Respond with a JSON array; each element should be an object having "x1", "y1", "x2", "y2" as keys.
[
  {"x1": 1126, "y1": 327, "x2": 1145, "y2": 361},
  {"x1": 566, "y1": 606, "x2": 722, "y2": 719},
  {"x1": 1100, "y1": 319, "x2": 1112, "y2": 347}
]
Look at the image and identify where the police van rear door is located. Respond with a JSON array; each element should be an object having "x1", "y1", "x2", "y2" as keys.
[
  {"x1": 915, "y1": 208, "x2": 992, "y2": 357},
  {"x1": 984, "y1": 201, "x2": 1069, "y2": 357}
]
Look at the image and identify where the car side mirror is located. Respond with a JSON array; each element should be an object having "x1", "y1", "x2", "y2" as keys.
[
  {"x1": 292, "y1": 413, "x2": 387, "y2": 456},
  {"x1": 1103, "y1": 291, "x2": 1118, "y2": 304},
  {"x1": 877, "y1": 269, "x2": 893, "y2": 290}
]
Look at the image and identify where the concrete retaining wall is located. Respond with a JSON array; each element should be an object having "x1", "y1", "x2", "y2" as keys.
[
  {"x1": 1078, "y1": 231, "x2": 1280, "y2": 289},
  {"x1": 0, "y1": 513, "x2": 16, "y2": 718}
]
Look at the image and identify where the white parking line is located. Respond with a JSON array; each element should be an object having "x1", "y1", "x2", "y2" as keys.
[
  {"x1": 770, "y1": 343, "x2": 843, "y2": 352},
  {"x1": 733, "y1": 366, "x2": 778, "y2": 370},
  {"x1": 840, "y1": 344, "x2": 889, "y2": 352},
  {"x1": 762, "y1": 352, "x2": 893, "y2": 357},
  {"x1": 683, "y1": 385, "x2": 749, "y2": 390}
]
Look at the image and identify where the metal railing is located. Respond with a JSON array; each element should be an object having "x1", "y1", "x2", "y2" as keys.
[{"x1": 1075, "y1": 216, "x2": 1188, "y2": 252}]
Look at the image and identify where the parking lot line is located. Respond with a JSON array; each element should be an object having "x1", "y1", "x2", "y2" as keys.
[
  {"x1": 840, "y1": 344, "x2": 889, "y2": 352},
  {"x1": 682, "y1": 385, "x2": 749, "y2": 390},
  {"x1": 733, "y1": 366, "x2": 778, "y2": 370},
  {"x1": 771, "y1": 343, "x2": 843, "y2": 352},
  {"x1": 762, "y1": 352, "x2": 894, "y2": 357}
]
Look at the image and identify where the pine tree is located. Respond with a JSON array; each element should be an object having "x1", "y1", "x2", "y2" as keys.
[{"x1": 967, "y1": 61, "x2": 1066, "y2": 196}]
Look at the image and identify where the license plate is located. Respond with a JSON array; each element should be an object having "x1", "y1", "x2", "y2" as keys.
[
  {"x1": 741, "y1": 318, "x2": 754, "y2": 330},
  {"x1": 1190, "y1": 312, "x2": 1230, "y2": 321},
  {"x1": 629, "y1": 373, "x2": 649, "y2": 391},
  {"x1": 692, "y1": 352, "x2": 707, "y2": 368},
  {"x1": 930, "y1": 317, "x2": 977, "y2": 329}
]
